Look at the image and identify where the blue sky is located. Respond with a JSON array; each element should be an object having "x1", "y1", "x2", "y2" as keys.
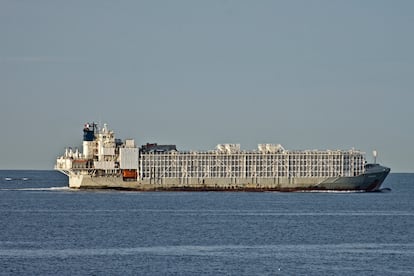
[{"x1": 1, "y1": 0, "x2": 413, "y2": 172}]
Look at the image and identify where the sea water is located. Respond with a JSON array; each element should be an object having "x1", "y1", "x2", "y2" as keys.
[{"x1": 0, "y1": 171, "x2": 413, "y2": 275}]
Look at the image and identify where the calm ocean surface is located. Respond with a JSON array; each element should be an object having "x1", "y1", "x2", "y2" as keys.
[{"x1": 0, "y1": 171, "x2": 413, "y2": 275}]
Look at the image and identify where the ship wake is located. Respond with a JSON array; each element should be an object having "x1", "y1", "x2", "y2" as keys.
[{"x1": 0, "y1": 186, "x2": 70, "y2": 191}]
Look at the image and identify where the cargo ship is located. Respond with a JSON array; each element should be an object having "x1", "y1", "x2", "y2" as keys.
[{"x1": 55, "y1": 123, "x2": 390, "y2": 192}]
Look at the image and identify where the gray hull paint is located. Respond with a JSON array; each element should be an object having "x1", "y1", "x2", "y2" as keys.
[{"x1": 69, "y1": 165, "x2": 390, "y2": 192}]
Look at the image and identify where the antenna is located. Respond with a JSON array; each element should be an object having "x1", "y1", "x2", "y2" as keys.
[{"x1": 373, "y1": 150, "x2": 377, "y2": 164}]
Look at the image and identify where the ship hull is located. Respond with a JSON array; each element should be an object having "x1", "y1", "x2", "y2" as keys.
[{"x1": 68, "y1": 167, "x2": 390, "y2": 192}]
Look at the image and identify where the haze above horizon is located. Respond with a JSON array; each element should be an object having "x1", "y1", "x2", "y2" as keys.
[{"x1": 1, "y1": 1, "x2": 413, "y2": 172}]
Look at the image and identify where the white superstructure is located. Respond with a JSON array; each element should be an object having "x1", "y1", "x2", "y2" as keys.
[
  {"x1": 139, "y1": 148, "x2": 366, "y2": 180},
  {"x1": 55, "y1": 123, "x2": 138, "y2": 179}
]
